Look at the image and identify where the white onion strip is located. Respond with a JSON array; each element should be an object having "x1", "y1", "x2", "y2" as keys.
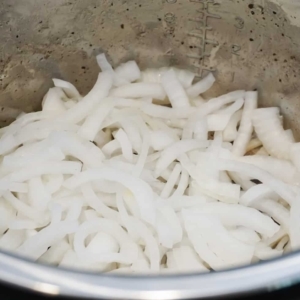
[
  {"x1": 64, "y1": 168, "x2": 156, "y2": 226},
  {"x1": 61, "y1": 71, "x2": 113, "y2": 124},
  {"x1": 213, "y1": 158, "x2": 296, "y2": 205},
  {"x1": 232, "y1": 91, "x2": 257, "y2": 156}
]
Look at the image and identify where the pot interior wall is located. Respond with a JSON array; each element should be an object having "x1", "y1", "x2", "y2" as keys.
[{"x1": 0, "y1": 0, "x2": 300, "y2": 137}]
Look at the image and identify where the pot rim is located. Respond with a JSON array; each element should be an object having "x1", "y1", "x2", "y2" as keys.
[{"x1": 0, "y1": 249, "x2": 299, "y2": 299}]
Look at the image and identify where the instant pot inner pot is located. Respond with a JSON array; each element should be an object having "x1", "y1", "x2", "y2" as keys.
[{"x1": 1, "y1": 1, "x2": 300, "y2": 299}]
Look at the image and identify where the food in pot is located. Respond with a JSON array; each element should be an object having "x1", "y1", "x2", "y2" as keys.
[{"x1": 0, "y1": 54, "x2": 297, "y2": 273}]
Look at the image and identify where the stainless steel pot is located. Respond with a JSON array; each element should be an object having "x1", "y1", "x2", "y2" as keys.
[{"x1": 0, "y1": 0, "x2": 300, "y2": 298}]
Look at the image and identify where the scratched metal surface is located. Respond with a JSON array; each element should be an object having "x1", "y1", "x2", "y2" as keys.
[{"x1": 0, "y1": 0, "x2": 300, "y2": 136}]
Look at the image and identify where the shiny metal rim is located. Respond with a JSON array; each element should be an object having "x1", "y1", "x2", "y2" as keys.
[{"x1": 0, "y1": 250, "x2": 300, "y2": 299}]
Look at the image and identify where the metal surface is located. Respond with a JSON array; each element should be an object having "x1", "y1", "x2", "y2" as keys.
[
  {"x1": 1, "y1": 0, "x2": 300, "y2": 135},
  {"x1": 0, "y1": 249, "x2": 300, "y2": 299},
  {"x1": 0, "y1": 0, "x2": 300, "y2": 298}
]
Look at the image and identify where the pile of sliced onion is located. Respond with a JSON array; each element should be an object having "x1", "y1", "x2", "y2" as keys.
[{"x1": 0, "y1": 53, "x2": 298, "y2": 274}]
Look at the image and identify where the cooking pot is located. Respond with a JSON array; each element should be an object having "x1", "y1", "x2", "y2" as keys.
[{"x1": 0, "y1": 0, "x2": 300, "y2": 298}]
